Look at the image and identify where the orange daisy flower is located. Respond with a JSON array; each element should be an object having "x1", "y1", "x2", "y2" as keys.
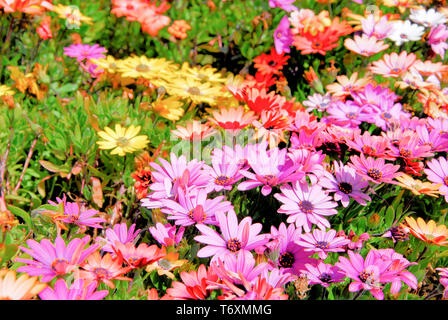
[
  {"x1": 326, "y1": 72, "x2": 371, "y2": 98},
  {"x1": 209, "y1": 106, "x2": 256, "y2": 133},
  {"x1": 145, "y1": 251, "x2": 188, "y2": 279},
  {"x1": 77, "y1": 252, "x2": 132, "y2": 289},
  {"x1": 253, "y1": 48, "x2": 290, "y2": 76},
  {"x1": 403, "y1": 217, "x2": 448, "y2": 246},
  {"x1": 113, "y1": 242, "x2": 166, "y2": 269},
  {"x1": 0, "y1": 269, "x2": 46, "y2": 300}
]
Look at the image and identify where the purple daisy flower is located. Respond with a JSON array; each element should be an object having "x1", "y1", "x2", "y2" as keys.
[
  {"x1": 320, "y1": 161, "x2": 371, "y2": 207},
  {"x1": 424, "y1": 156, "x2": 448, "y2": 201},
  {"x1": 16, "y1": 235, "x2": 98, "y2": 282},
  {"x1": 194, "y1": 210, "x2": 269, "y2": 263},
  {"x1": 325, "y1": 100, "x2": 370, "y2": 128},
  {"x1": 348, "y1": 153, "x2": 401, "y2": 184},
  {"x1": 304, "y1": 262, "x2": 345, "y2": 288},
  {"x1": 269, "y1": 0, "x2": 297, "y2": 12},
  {"x1": 149, "y1": 222, "x2": 184, "y2": 247},
  {"x1": 273, "y1": 15, "x2": 294, "y2": 54},
  {"x1": 39, "y1": 278, "x2": 109, "y2": 300},
  {"x1": 207, "y1": 154, "x2": 244, "y2": 192},
  {"x1": 296, "y1": 229, "x2": 351, "y2": 260},
  {"x1": 265, "y1": 223, "x2": 317, "y2": 276},
  {"x1": 60, "y1": 201, "x2": 105, "y2": 231},
  {"x1": 274, "y1": 181, "x2": 338, "y2": 233},
  {"x1": 96, "y1": 223, "x2": 141, "y2": 253},
  {"x1": 161, "y1": 187, "x2": 233, "y2": 226}
]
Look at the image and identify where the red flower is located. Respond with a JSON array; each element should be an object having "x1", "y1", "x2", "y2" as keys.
[
  {"x1": 37, "y1": 16, "x2": 52, "y2": 40},
  {"x1": 253, "y1": 48, "x2": 290, "y2": 76}
]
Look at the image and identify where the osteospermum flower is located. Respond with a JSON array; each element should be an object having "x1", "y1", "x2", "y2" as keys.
[
  {"x1": 39, "y1": 278, "x2": 108, "y2": 300},
  {"x1": 164, "y1": 264, "x2": 218, "y2": 300},
  {"x1": 253, "y1": 48, "x2": 290, "y2": 76},
  {"x1": 207, "y1": 154, "x2": 244, "y2": 192},
  {"x1": 388, "y1": 20, "x2": 424, "y2": 46},
  {"x1": 97, "y1": 124, "x2": 149, "y2": 156},
  {"x1": 273, "y1": 15, "x2": 294, "y2": 54},
  {"x1": 424, "y1": 157, "x2": 448, "y2": 201},
  {"x1": 161, "y1": 187, "x2": 234, "y2": 226},
  {"x1": 395, "y1": 174, "x2": 441, "y2": 197},
  {"x1": 304, "y1": 262, "x2": 345, "y2": 288},
  {"x1": 320, "y1": 161, "x2": 371, "y2": 207},
  {"x1": 409, "y1": 8, "x2": 447, "y2": 28},
  {"x1": 403, "y1": 217, "x2": 448, "y2": 246},
  {"x1": 428, "y1": 24, "x2": 448, "y2": 59},
  {"x1": 348, "y1": 154, "x2": 401, "y2": 184},
  {"x1": 336, "y1": 250, "x2": 392, "y2": 300},
  {"x1": 149, "y1": 222, "x2": 184, "y2": 247},
  {"x1": 0, "y1": 269, "x2": 46, "y2": 300},
  {"x1": 63, "y1": 44, "x2": 107, "y2": 63},
  {"x1": 209, "y1": 106, "x2": 256, "y2": 133},
  {"x1": 171, "y1": 120, "x2": 216, "y2": 141},
  {"x1": 113, "y1": 242, "x2": 165, "y2": 269},
  {"x1": 344, "y1": 34, "x2": 389, "y2": 57},
  {"x1": 265, "y1": 223, "x2": 317, "y2": 276},
  {"x1": 145, "y1": 251, "x2": 188, "y2": 280},
  {"x1": 96, "y1": 223, "x2": 140, "y2": 253},
  {"x1": 274, "y1": 181, "x2": 338, "y2": 233},
  {"x1": 194, "y1": 210, "x2": 269, "y2": 263},
  {"x1": 60, "y1": 201, "x2": 105, "y2": 231},
  {"x1": 16, "y1": 235, "x2": 99, "y2": 282},
  {"x1": 117, "y1": 55, "x2": 176, "y2": 83},
  {"x1": 296, "y1": 229, "x2": 351, "y2": 260},
  {"x1": 370, "y1": 51, "x2": 417, "y2": 78},
  {"x1": 76, "y1": 252, "x2": 132, "y2": 289}
]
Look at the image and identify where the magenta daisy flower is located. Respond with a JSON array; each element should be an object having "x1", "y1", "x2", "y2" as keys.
[
  {"x1": 274, "y1": 181, "x2": 338, "y2": 233},
  {"x1": 345, "y1": 131, "x2": 394, "y2": 159},
  {"x1": 63, "y1": 43, "x2": 107, "y2": 62},
  {"x1": 39, "y1": 278, "x2": 108, "y2": 300},
  {"x1": 296, "y1": 229, "x2": 351, "y2": 260},
  {"x1": 207, "y1": 155, "x2": 244, "y2": 192},
  {"x1": 60, "y1": 201, "x2": 105, "y2": 231},
  {"x1": 274, "y1": 15, "x2": 294, "y2": 54},
  {"x1": 320, "y1": 161, "x2": 371, "y2": 207},
  {"x1": 424, "y1": 156, "x2": 448, "y2": 201},
  {"x1": 96, "y1": 223, "x2": 141, "y2": 253},
  {"x1": 141, "y1": 153, "x2": 209, "y2": 209},
  {"x1": 304, "y1": 262, "x2": 345, "y2": 287},
  {"x1": 348, "y1": 153, "x2": 401, "y2": 184},
  {"x1": 211, "y1": 251, "x2": 268, "y2": 286},
  {"x1": 238, "y1": 145, "x2": 305, "y2": 196},
  {"x1": 416, "y1": 125, "x2": 448, "y2": 153},
  {"x1": 161, "y1": 187, "x2": 233, "y2": 226},
  {"x1": 149, "y1": 222, "x2": 184, "y2": 247},
  {"x1": 265, "y1": 223, "x2": 317, "y2": 276},
  {"x1": 388, "y1": 133, "x2": 433, "y2": 161},
  {"x1": 372, "y1": 249, "x2": 418, "y2": 295},
  {"x1": 335, "y1": 250, "x2": 392, "y2": 300},
  {"x1": 194, "y1": 210, "x2": 269, "y2": 263},
  {"x1": 16, "y1": 235, "x2": 99, "y2": 282},
  {"x1": 325, "y1": 100, "x2": 370, "y2": 128}
]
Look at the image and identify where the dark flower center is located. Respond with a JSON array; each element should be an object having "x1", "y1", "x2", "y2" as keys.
[
  {"x1": 227, "y1": 238, "x2": 242, "y2": 252},
  {"x1": 367, "y1": 168, "x2": 383, "y2": 180},
  {"x1": 315, "y1": 241, "x2": 329, "y2": 250},
  {"x1": 319, "y1": 273, "x2": 332, "y2": 283},
  {"x1": 93, "y1": 267, "x2": 111, "y2": 279},
  {"x1": 399, "y1": 148, "x2": 412, "y2": 158},
  {"x1": 187, "y1": 86, "x2": 201, "y2": 96},
  {"x1": 389, "y1": 226, "x2": 408, "y2": 241},
  {"x1": 188, "y1": 205, "x2": 207, "y2": 223},
  {"x1": 359, "y1": 270, "x2": 373, "y2": 283},
  {"x1": 298, "y1": 200, "x2": 314, "y2": 214},
  {"x1": 263, "y1": 174, "x2": 276, "y2": 184},
  {"x1": 381, "y1": 112, "x2": 392, "y2": 120},
  {"x1": 444, "y1": 176, "x2": 448, "y2": 186},
  {"x1": 278, "y1": 251, "x2": 295, "y2": 268},
  {"x1": 338, "y1": 182, "x2": 353, "y2": 194},
  {"x1": 215, "y1": 175, "x2": 230, "y2": 186},
  {"x1": 346, "y1": 112, "x2": 358, "y2": 120},
  {"x1": 361, "y1": 145, "x2": 377, "y2": 155}
]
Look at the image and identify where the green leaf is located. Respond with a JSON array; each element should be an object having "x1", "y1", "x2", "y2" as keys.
[
  {"x1": 385, "y1": 206, "x2": 395, "y2": 228},
  {"x1": 7, "y1": 205, "x2": 33, "y2": 231}
]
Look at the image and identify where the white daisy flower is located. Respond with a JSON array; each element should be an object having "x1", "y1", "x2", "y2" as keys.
[
  {"x1": 388, "y1": 20, "x2": 425, "y2": 46},
  {"x1": 409, "y1": 8, "x2": 447, "y2": 28},
  {"x1": 302, "y1": 93, "x2": 332, "y2": 112}
]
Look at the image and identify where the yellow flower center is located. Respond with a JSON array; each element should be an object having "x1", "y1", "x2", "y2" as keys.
[
  {"x1": 136, "y1": 64, "x2": 150, "y2": 72},
  {"x1": 116, "y1": 137, "x2": 130, "y2": 148},
  {"x1": 187, "y1": 86, "x2": 201, "y2": 96}
]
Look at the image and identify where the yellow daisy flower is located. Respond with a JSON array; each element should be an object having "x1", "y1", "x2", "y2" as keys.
[
  {"x1": 97, "y1": 124, "x2": 149, "y2": 156},
  {"x1": 90, "y1": 55, "x2": 120, "y2": 74},
  {"x1": 0, "y1": 85, "x2": 15, "y2": 97},
  {"x1": 395, "y1": 174, "x2": 442, "y2": 197},
  {"x1": 151, "y1": 95, "x2": 185, "y2": 121},
  {"x1": 116, "y1": 55, "x2": 177, "y2": 84},
  {"x1": 180, "y1": 62, "x2": 227, "y2": 84},
  {"x1": 0, "y1": 269, "x2": 46, "y2": 300},
  {"x1": 164, "y1": 77, "x2": 225, "y2": 105},
  {"x1": 44, "y1": 3, "x2": 93, "y2": 26}
]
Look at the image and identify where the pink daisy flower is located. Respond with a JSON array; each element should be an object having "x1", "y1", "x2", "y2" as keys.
[
  {"x1": 296, "y1": 229, "x2": 351, "y2": 260},
  {"x1": 274, "y1": 181, "x2": 338, "y2": 233},
  {"x1": 39, "y1": 278, "x2": 108, "y2": 300},
  {"x1": 345, "y1": 131, "x2": 393, "y2": 160},
  {"x1": 194, "y1": 210, "x2": 269, "y2": 263},
  {"x1": 304, "y1": 262, "x2": 345, "y2": 288},
  {"x1": 269, "y1": 0, "x2": 297, "y2": 12},
  {"x1": 16, "y1": 235, "x2": 99, "y2": 282},
  {"x1": 60, "y1": 201, "x2": 105, "y2": 231},
  {"x1": 320, "y1": 161, "x2": 371, "y2": 207},
  {"x1": 335, "y1": 250, "x2": 392, "y2": 300},
  {"x1": 207, "y1": 154, "x2": 244, "y2": 192},
  {"x1": 344, "y1": 34, "x2": 389, "y2": 57},
  {"x1": 141, "y1": 153, "x2": 209, "y2": 209},
  {"x1": 325, "y1": 100, "x2": 370, "y2": 128},
  {"x1": 161, "y1": 187, "x2": 233, "y2": 226},
  {"x1": 428, "y1": 24, "x2": 448, "y2": 59},
  {"x1": 149, "y1": 222, "x2": 184, "y2": 247},
  {"x1": 388, "y1": 133, "x2": 434, "y2": 160},
  {"x1": 273, "y1": 15, "x2": 294, "y2": 54},
  {"x1": 348, "y1": 154, "x2": 401, "y2": 184},
  {"x1": 370, "y1": 51, "x2": 417, "y2": 78},
  {"x1": 63, "y1": 43, "x2": 107, "y2": 63},
  {"x1": 361, "y1": 15, "x2": 394, "y2": 39},
  {"x1": 96, "y1": 223, "x2": 141, "y2": 253},
  {"x1": 238, "y1": 145, "x2": 305, "y2": 196},
  {"x1": 424, "y1": 156, "x2": 448, "y2": 201},
  {"x1": 266, "y1": 223, "x2": 317, "y2": 276},
  {"x1": 416, "y1": 125, "x2": 448, "y2": 153}
]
